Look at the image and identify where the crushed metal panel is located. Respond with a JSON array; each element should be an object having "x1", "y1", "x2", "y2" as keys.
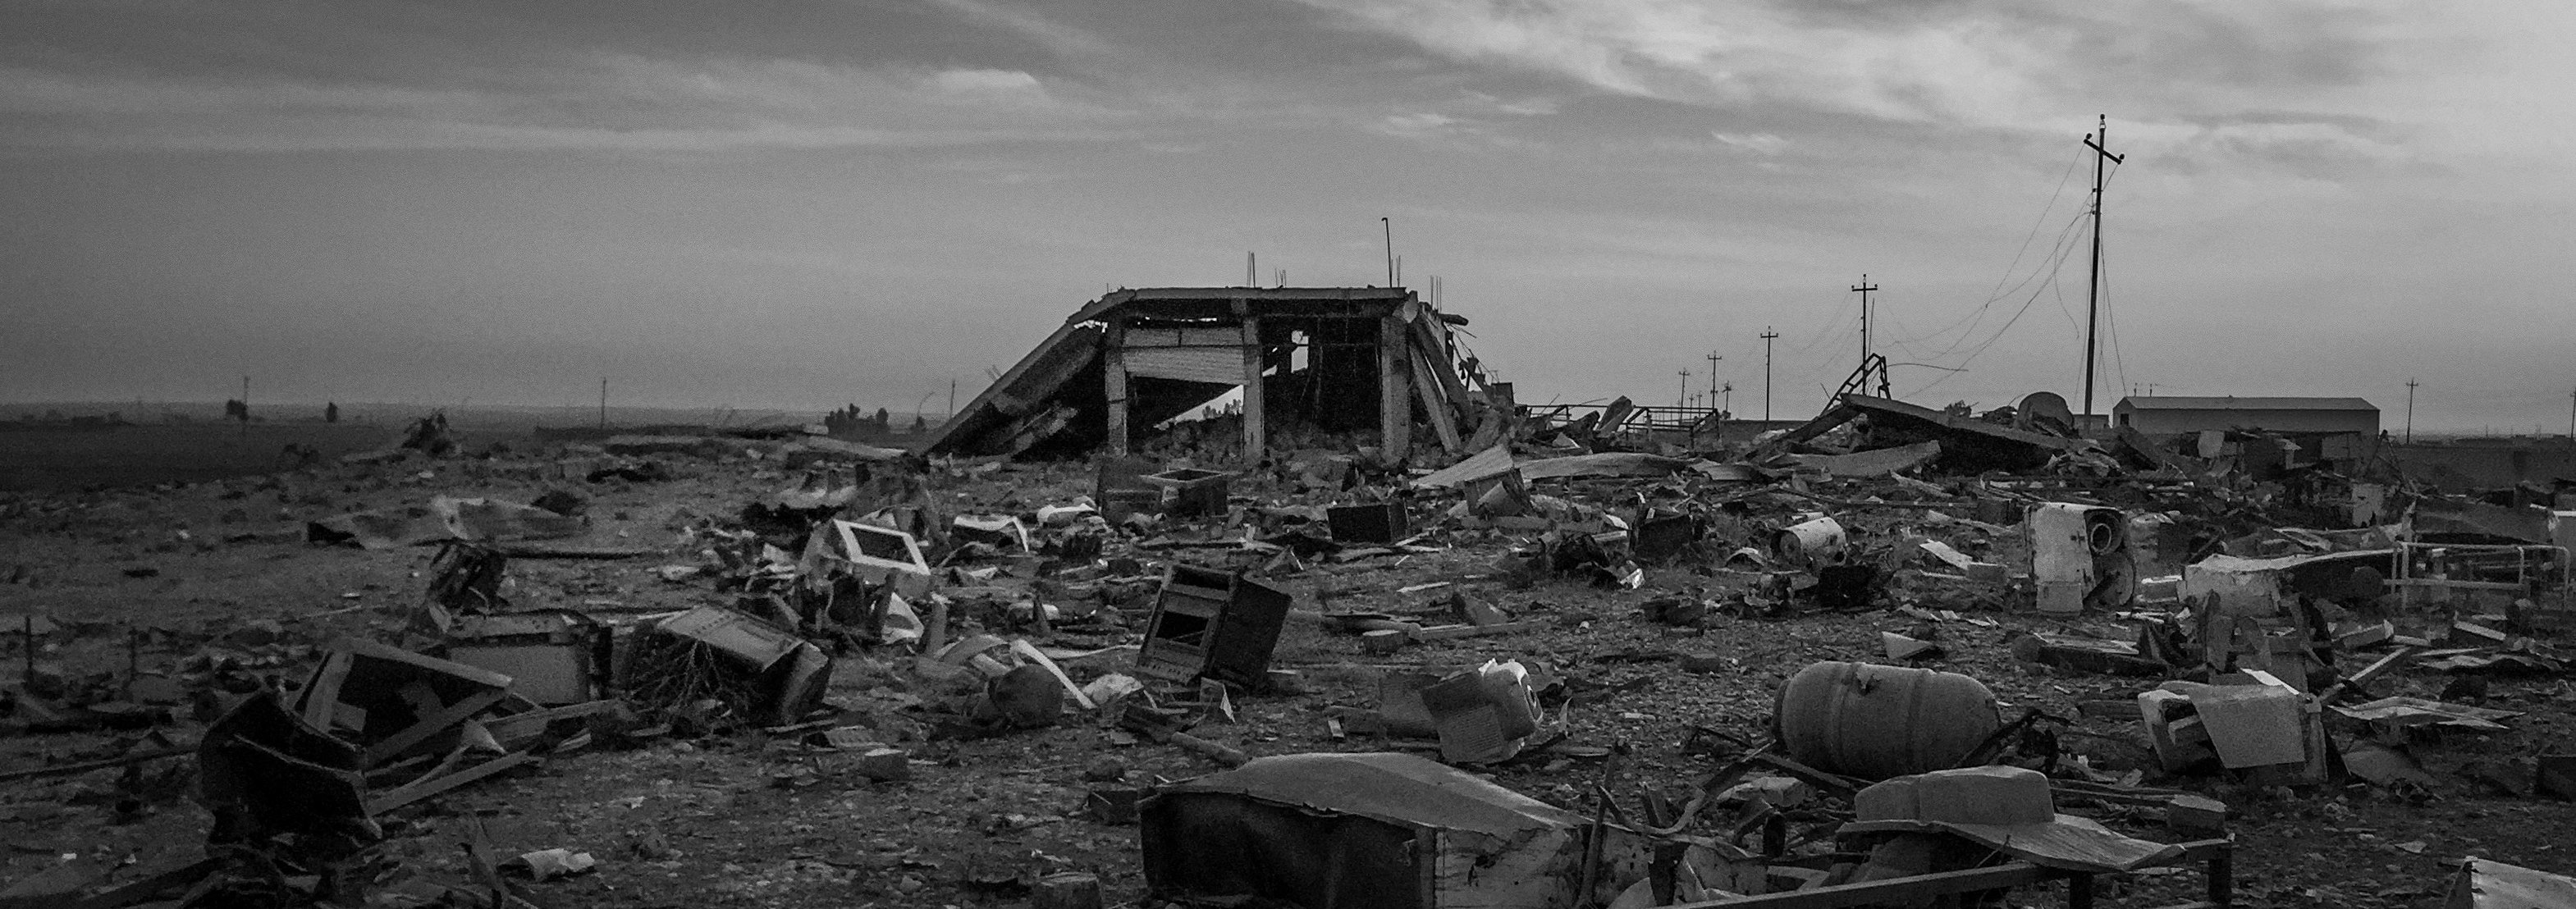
[
  {"x1": 1141, "y1": 752, "x2": 1649, "y2": 909},
  {"x1": 1123, "y1": 345, "x2": 1247, "y2": 385},
  {"x1": 2416, "y1": 497, "x2": 2553, "y2": 544},
  {"x1": 1787, "y1": 441, "x2": 1942, "y2": 477},
  {"x1": 1516, "y1": 452, "x2": 1693, "y2": 481},
  {"x1": 1413, "y1": 445, "x2": 1516, "y2": 489},
  {"x1": 2449, "y1": 857, "x2": 2576, "y2": 909}
]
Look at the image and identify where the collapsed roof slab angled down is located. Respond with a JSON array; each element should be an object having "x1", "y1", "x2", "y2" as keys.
[{"x1": 925, "y1": 287, "x2": 1489, "y2": 461}]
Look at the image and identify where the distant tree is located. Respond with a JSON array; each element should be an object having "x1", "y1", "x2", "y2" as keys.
[
  {"x1": 874, "y1": 407, "x2": 891, "y2": 430},
  {"x1": 223, "y1": 400, "x2": 249, "y2": 423},
  {"x1": 325, "y1": 402, "x2": 340, "y2": 423},
  {"x1": 911, "y1": 413, "x2": 927, "y2": 434}
]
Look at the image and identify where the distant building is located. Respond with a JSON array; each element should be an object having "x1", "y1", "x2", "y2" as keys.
[{"x1": 2112, "y1": 395, "x2": 2378, "y2": 436}]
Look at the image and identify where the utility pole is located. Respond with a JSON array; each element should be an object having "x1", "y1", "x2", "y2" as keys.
[
  {"x1": 1720, "y1": 381, "x2": 1732, "y2": 417},
  {"x1": 1704, "y1": 351, "x2": 1722, "y2": 404},
  {"x1": 2081, "y1": 114, "x2": 2125, "y2": 427},
  {"x1": 1677, "y1": 369, "x2": 1691, "y2": 409},
  {"x1": 2404, "y1": 377, "x2": 2418, "y2": 444},
  {"x1": 1760, "y1": 327, "x2": 1778, "y2": 423},
  {"x1": 597, "y1": 377, "x2": 607, "y2": 429},
  {"x1": 1851, "y1": 276, "x2": 1883, "y2": 395}
]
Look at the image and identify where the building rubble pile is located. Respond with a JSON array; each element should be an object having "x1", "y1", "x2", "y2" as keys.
[{"x1": 5, "y1": 388, "x2": 2574, "y2": 908}]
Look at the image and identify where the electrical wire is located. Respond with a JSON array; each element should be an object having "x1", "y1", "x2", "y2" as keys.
[{"x1": 1876, "y1": 149, "x2": 2090, "y2": 356}]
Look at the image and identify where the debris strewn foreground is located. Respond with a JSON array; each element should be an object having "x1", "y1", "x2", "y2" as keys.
[{"x1": 3, "y1": 398, "x2": 2574, "y2": 909}]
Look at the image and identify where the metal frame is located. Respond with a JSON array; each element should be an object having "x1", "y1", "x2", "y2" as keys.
[
  {"x1": 1665, "y1": 838, "x2": 2233, "y2": 909},
  {"x1": 2391, "y1": 541, "x2": 2571, "y2": 612}
]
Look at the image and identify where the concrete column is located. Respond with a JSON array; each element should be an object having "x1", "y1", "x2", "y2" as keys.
[
  {"x1": 1380, "y1": 314, "x2": 1411, "y2": 456},
  {"x1": 1239, "y1": 313, "x2": 1265, "y2": 461},
  {"x1": 1104, "y1": 317, "x2": 1128, "y2": 456}
]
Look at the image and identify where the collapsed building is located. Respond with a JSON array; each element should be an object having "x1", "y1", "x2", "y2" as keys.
[{"x1": 925, "y1": 287, "x2": 1501, "y2": 460}]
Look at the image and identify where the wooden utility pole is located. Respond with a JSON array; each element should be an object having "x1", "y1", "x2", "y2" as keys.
[
  {"x1": 1850, "y1": 276, "x2": 1885, "y2": 396},
  {"x1": 2404, "y1": 377, "x2": 2418, "y2": 444},
  {"x1": 2080, "y1": 115, "x2": 2125, "y2": 426},
  {"x1": 597, "y1": 378, "x2": 607, "y2": 429},
  {"x1": 1677, "y1": 369, "x2": 1691, "y2": 409},
  {"x1": 1704, "y1": 351, "x2": 1722, "y2": 402},
  {"x1": 1760, "y1": 327, "x2": 1778, "y2": 423}
]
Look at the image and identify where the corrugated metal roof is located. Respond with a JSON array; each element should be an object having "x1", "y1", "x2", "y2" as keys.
[
  {"x1": 2116, "y1": 396, "x2": 2377, "y2": 412},
  {"x1": 1154, "y1": 751, "x2": 1581, "y2": 837}
]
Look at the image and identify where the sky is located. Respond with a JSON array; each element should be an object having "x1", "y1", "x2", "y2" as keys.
[{"x1": 3, "y1": 0, "x2": 2572, "y2": 433}]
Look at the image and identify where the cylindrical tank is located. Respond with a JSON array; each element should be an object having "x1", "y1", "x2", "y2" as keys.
[
  {"x1": 1772, "y1": 516, "x2": 1846, "y2": 564},
  {"x1": 1773, "y1": 661, "x2": 2002, "y2": 780}
]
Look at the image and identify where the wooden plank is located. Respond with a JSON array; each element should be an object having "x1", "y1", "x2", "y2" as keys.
[
  {"x1": 61, "y1": 857, "x2": 226, "y2": 909},
  {"x1": 299, "y1": 651, "x2": 353, "y2": 730},
  {"x1": 1410, "y1": 348, "x2": 1462, "y2": 454},
  {"x1": 2387, "y1": 578, "x2": 2528, "y2": 592},
  {"x1": 1665, "y1": 863, "x2": 2057, "y2": 908},
  {"x1": 367, "y1": 751, "x2": 539, "y2": 815},
  {"x1": 0, "y1": 745, "x2": 190, "y2": 784},
  {"x1": 1408, "y1": 620, "x2": 1538, "y2": 642},
  {"x1": 482, "y1": 700, "x2": 616, "y2": 748},
  {"x1": 1380, "y1": 316, "x2": 1411, "y2": 454},
  {"x1": 364, "y1": 687, "x2": 508, "y2": 766}
]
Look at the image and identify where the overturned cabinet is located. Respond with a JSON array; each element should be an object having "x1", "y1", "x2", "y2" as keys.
[
  {"x1": 2028, "y1": 502, "x2": 2135, "y2": 614},
  {"x1": 1142, "y1": 752, "x2": 1650, "y2": 909},
  {"x1": 1137, "y1": 564, "x2": 1291, "y2": 687},
  {"x1": 441, "y1": 610, "x2": 611, "y2": 705}
]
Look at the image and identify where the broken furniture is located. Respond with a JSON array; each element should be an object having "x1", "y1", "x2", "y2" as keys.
[
  {"x1": 924, "y1": 286, "x2": 1490, "y2": 460},
  {"x1": 1095, "y1": 456, "x2": 1161, "y2": 522},
  {"x1": 630, "y1": 606, "x2": 833, "y2": 727},
  {"x1": 1140, "y1": 752, "x2": 1650, "y2": 909},
  {"x1": 1327, "y1": 500, "x2": 1409, "y2": 544},
  {"x1": 287, "y1": 637, "x2": 553, "y2": 815},
  {"x1": 200, "y1": 691, "x2": 377, "y2": 849},
  {"x1": 295, "y1": 637, "x2": 516, "y2": 767},
  {"x1": 1145, "y1": 468, "x2": 1231, "y2": 518},
  {"x1": 1137, "y1": 564, "x2": 1292, "y2": 688},
  {"x1": 440, "y1": 610, "x2": 610, "y2": 705},
  {"x1": 1773, "y1": 661, "x2": 2001, "y2": 781}
]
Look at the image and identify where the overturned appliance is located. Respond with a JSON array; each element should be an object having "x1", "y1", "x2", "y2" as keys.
[
  {"x1": 1141, "y1": 752, "x2": 1648, "y2": 909},
  {"x1": 802, "y1": 518, "x2": 935, "y2": 600},
  {"x1": 626, "y1": 606, "x2": 833, "y2": 727},
  {"x1": 2028, "y1": 502, "x2": 2135, "y2": 614}
]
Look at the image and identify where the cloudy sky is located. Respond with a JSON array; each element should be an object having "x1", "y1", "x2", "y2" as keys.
[{"x1": 3, "y1": 0, "x2": 2569, "y2": 432}]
